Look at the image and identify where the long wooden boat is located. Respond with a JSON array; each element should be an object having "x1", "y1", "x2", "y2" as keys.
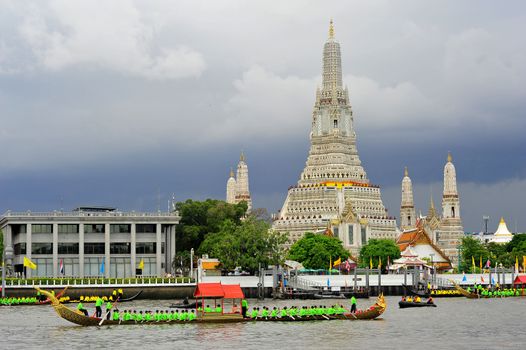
[
  {"x1": 398, "y1": 301, "x2": 436, "y2": 309},
  {"x1": 402, "y1": 284, "x2": 429, "y2": 298},
  {"x1": 0, "y1": 287, "x2": 68, "y2": 306},
  {"x1": 451, "y1": 282, "x2": 480, "y2": 299},
  {"x1": 36, "y1": 287, "x2": 386, "y2": 326},
  {"x1": 61, "y1": 290, "x2": 143, "y2": 304}
]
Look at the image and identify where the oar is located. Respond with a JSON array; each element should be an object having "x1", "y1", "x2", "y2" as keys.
[
  {"x1": 288, "y1": 315, "x2": 295, "y2": 320},
  {"x1": 321, "y1": 314, "x2": 330, "y2": 320},
  {"x1": 99, "y1": 297, "x2": 120, "y2": 326}
]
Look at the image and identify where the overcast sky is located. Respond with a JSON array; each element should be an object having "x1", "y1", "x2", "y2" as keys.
[{"x1": 1, "y1": 0, "x2": 525, "y2": 232}]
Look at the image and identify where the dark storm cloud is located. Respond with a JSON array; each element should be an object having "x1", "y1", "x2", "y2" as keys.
[{"x1": 1, "y1": 0, "x2": 525, "y2": 232}]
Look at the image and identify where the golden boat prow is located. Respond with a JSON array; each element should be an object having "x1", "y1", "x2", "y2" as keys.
[{"x1": 36, "y1": 287, "x2": 386, "y2": 326}]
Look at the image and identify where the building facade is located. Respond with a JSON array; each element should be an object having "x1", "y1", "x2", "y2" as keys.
[
  {"x1": 0, "y1": 206, "x2": 180, "y2": 278},
  {"x1": 225, "y1": 152, "x2": 252, "y2": 212},
  {"x1": 272, "y1": 21, "x2": 398, "y2": 255}
]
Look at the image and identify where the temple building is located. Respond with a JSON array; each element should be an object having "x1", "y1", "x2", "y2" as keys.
[
  {"x1": 396, "y1": 226, "x2": 452, "y2": 271},
  {"x1": 489, "y1": 217, "x2": 513, "y2": 244},
  {"x1": 225, "y1": 152, "x2": 252, "y2": 212},
  {"x1": 272, "y1": 21, "x2": 398, "y2": 254},
  {"x1": 400, "y1": 167, "x2": 416, "y2": 231},
  {"x1": 402, "y1": 153, "x2": 465, "y2": 267}
]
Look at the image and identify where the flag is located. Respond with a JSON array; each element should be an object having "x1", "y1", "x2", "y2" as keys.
[
  {"x1": 329, "y1": 256, "x2": 332, "y2": 274},
  {"x1": 100, "y1": 257, "x2": 105, "y2": 275},
  {"x1": 378, "y1": 258, "x2": 382, "y2": 269},
  {"x1": 59, "y1": 259, "x2": 64, "y2": 275},
  {"x1": 23, "y1": 257, "x2": 37, "y2": 270},
  {"x1": 480, "y1": 276, "x2": 485, "y2": 283},
  {"x1": 461, "y1": 273, "x2": 467, "y2": 282},
  {"x1": 138, "y1": 259, "x2": 144, "y2": 270},
  {"x1": 387, "y1": 256, "x2": 390, "y2": 268},
  {"x1": 370, "y1": 256, "x2": 373, "y2": 269},
  {"x1": 333, "y1": 257, "x2": 341, "y2": 267},
  {"x1": 515, "y1": 256, "x2": 519, "y2": 274},
  {"x1": 479, "y1": 256, "x2": 482, "y2": 270},
  {"x1": 485, "y1": 259, "x2": 491, "y2": 268},
  {"x1": 523, "y1": 256, "x2": 526, "y2": 272},
  {"x1": 472, "y1": 256, "x2": 475, "y2": 271}
]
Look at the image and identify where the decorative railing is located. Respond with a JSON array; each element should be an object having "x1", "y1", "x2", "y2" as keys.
[{"x1": 4, "y1": 276, "x2": 194, "y2": 287}]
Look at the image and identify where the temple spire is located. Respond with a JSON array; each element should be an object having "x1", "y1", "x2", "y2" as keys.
[
  {"x1": 240, "y1": 151, "x2": 245, "y2": 162},
  {"x1": 329, "y1": 19, "x2": 335, "y2": 39},
  {"x1": 447, "y1": 151, "x2": 452, "y2": 163}
]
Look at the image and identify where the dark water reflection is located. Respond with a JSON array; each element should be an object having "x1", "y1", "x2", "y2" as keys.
[{"x1": 1, "y1": 296, "x2": 524, "y2": 349}]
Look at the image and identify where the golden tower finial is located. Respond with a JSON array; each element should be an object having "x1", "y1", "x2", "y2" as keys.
[
  {"x1": 500, "y1": 217, "x2": 505, "y2": 224},
  {"x1": 240, "y1": 151, "x2": 245, "y2": 162},
  {"x1": 447, "y1": 151, "x2": 452, "y2": 162},
  {"x1": 404, "y1": 166, "x2": 408, "y2": 177},
  {"x1": 329, "y1": 19, "x2": 335, "y2": 39},
  {"x1": 229, "y1": 167, "x2": 234, "y2": 178}
]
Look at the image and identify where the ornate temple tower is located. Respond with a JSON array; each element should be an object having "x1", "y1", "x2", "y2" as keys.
[
  {"x1": 235, "y1": 152, "x2": 252, "y2": 212},
  {"x1": 226, "y1": 168, "x2": 237, "y2": 204},
  {"x1": 437, "y1": 152, "x2": 464, "y2": 267},
  {"x1": 400, "y1": 167, "x2": 416, "y2": 230},
  {"x1": 273, "y1": 21, "x2": 397, "y2": 254},
  {"x1": 226, "y1": 152, "x2": 252, "y2": 213}
]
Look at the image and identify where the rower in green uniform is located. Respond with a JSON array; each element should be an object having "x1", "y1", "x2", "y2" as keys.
[
  {"x1": 112, "y1": 309, "x2": 120, "y2": 321},
  {"x1": 261, "y1": 307, "x2": 269, "y2": 319},
  {"x1": 241, "y1": 299, "x2": 248, "y2": 318},
  {"x1": 188, "y1": 310, "x2": 196, "y2": 321},
  {"x1": 270, "y1": 307, "x2": 278, "y2": 318},
  {"x1": 350, "y1": 295, "x2": 357, "y2": 313},
  {"x1": 123, "y1": 310, "x2": 131, "y2": 321},
  {"x1": 105, "y1": 301, "x2": 113, "y2": 320},
  {"x1": 280, "y1": 307, "x2": 288, "y2": 318},
  {"x1": 250, "y1": 307, "x2": 259, "y2": 319},
  {"x1": 77, "y1": 302, "x2": 88, "y2": 316},
  {"x1": 95, "y1": 297, "x2": 103, "y2": 318}
]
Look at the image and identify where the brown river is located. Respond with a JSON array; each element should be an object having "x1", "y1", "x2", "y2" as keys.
[{"x1": 0, "y1": 296, "x2": 524, "y2": 349}]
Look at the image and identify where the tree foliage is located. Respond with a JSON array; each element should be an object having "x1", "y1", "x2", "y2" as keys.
[
  {"x1": 287, "y1": 232, "x2": 350, "y2": 269},
  {"x1": 199, "y1": 217, "x2": 288, "y2": 273},
  {"x1": 359, "y1": 239, "x2": 401, "y2": 270},
  {"x1": 175, "y1": 199, "x2": 247, "y2": 253},
  {"x1": 459, "y1": 234, "x2": 526, "y2": 272}
]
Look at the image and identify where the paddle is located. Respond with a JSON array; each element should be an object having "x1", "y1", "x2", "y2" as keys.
[
  {"x1": 321, "y1": 314, "x2": 330, "y2": 320},
  {"x1": 288, "y1": 315, "x2": 295, "y2": 320},
  {"x1": 99, "y1": 297, "x2": 120, "y2": 326}
]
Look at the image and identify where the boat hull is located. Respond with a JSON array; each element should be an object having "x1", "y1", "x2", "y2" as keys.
[{"x1": 398, "y1": 301, "x2": 436, "y2": 308}]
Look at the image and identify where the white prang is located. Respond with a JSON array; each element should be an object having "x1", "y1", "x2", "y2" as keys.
[
  {"x1": 400, "y1": 167, "x2": 416, "y2": 231},
  {"x1": 225, "y1": 152, "x2": 252, "y2": 213},
  {"x1": 272, "y1": 21, "x2": 398, "y2": 255},
  {"x1": 490, "y1": 217, "x2": 513, "y2": 244}
]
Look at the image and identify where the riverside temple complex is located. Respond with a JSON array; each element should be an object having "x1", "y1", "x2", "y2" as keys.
[{"x1": 272, "y1": 21, "x2": 398, "y2": 255}]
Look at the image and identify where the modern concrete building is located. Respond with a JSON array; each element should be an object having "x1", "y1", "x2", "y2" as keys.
[{"x1": 0, "y1": 206, "x2": 180, "y2": 278}]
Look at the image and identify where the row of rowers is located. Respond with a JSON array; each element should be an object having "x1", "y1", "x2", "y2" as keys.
[
  {"x1": 111, "y1": 309, "x2": 197, "y2": 322},
  {"x1": 248, "y1": 304, "x2": 357, "y2": 319}
]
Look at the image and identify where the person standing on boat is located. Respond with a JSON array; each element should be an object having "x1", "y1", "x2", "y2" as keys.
[
  {"x1": 350, "y1": 295, "x2": 357, "y2": 313},
  {"x1": 106, "y1": 301, "x2": 113, "y2": 320},
  {"x1": 95, "y1": 297, "x2": 103, "y2": 318},
  {"x1": 241, "y1": 299, "x2": 248, "y2": 318}
]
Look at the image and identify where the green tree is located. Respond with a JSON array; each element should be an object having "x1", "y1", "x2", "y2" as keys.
[
  {"x1": 287, "y1": 232, "x2": 349, "y2": 269},
  {"x1": 175, "y1": 199, "x2": 247, "y2": 253},
  {"x1": 460, "y1": 237, "x2": 489, "y2": 272},
  {"x1": 506, "y1": 233, "x2": 526, "y2": 253},
  {"x1": 199, "y1": 217, "x2": 288, "y2": 274},
  {"x1": 359, "y1": 239, "x2": 400, "y2": 270}
]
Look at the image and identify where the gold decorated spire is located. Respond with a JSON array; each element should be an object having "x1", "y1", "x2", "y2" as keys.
[
  {"x1": 329, "y1": 19, "x2": 335, "y2": 39},
  {"x1": 500, "y1": 217, "x2": 505, "y2": 224},
  {"x1": 229, "y1": 167, "x2": 234, "y2": 178},
  {"x1": 447, "y1": 151, "x2": 452, "y2": 162},
  {"x1": 240, "y1": 151, "x2": 245, "y2": 162},
  {"x1": 404, "y1": 166, "x2": 408, "y2": 177}
]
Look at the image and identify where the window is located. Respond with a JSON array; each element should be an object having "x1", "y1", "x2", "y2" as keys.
[
  {"x1": 361, "y1": 227, "x2": 367, "y2": 245},
  {"x1": 136, "y1": 224, "x2": 155, "y2": 233},
  {"x1": 333, "y1": 227, "x2": 339, "y2": 237},
  {"x1": 333, "y1": 120, "x2": 338, "y2": 128},
  {"x1": 12, "y1": 224, "x2": 27, "y2": 235},
  {"x1": 110, "y1": 243, "x2": 131, "y2": 254},
  {"x1": 110, "y1": 224, "x2": 131, "y2": 234},
  {"x1": 84, "y1": 224, "x2": 105, "y2": 233},
  {"x1": 32, "y1": 224, "x2": 52, "y2": 234},
  {"x1": 58, "y1": 243, "x2": 79, "y2": 254},
  {"x1": 451, "y1": 207, "x2": 456, "y2": 218},
  {"x1": 32, "y1": 243, "x2": 53, "y2": 255},
  {"x1": 58, "y1": 224, "x2": 79, "y2": 234},
  {"x1": 84, "y1": 243, "x2": 105, "y2": 254},
  {"x1": 14, "y1": 243, "x2": 26, "y2": 255},
  {"x1": 136, "y1": 242, "x2": 156, "y2": 254},
  {"x1": 348, "y1": 225, "x2": 354, "y2": 245}
]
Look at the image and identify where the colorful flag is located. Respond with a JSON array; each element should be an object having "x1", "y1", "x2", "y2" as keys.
[
  {"x1": 480, "y1": 276, "x2": 485, "y2": 283},
  {"x1": 369, "y1": 256, "x2": 373, "y2": 269},
  {"x1": 523, "y1": 256, "x2": 526, "y2": 272},
  {"x1": 378, "y1": 258, "x2": 382, "y2": 269},
  {"x1": 479, "y1": 256, "x2": 482, "y2": 270},
  {"x1": 462, "y1": 273, "x2": 467, "y2": 282},
  {"x1": 515, "y1": 256, "x2": 519, "y2": 274},
  {"x1": 59, "y1": 259, "x2": 64, "y2": 275},
  {"x1": 387, "y1": 256, "x2": 390, "y2": 268},
  {"x1": 472, "y1": 256, "x2": 475, "y2": 271},
  {"x1": 100, "y1": 257, "x2": 105, "y2": 275},
  {"x1": 485, "y1": 259, "x2": 491, "y2": 268},
  {"x1": 138, "y1": 259, "x2": 144, "y2": 270},
  {"x1": 333, "y1": 257, "x2": 341, "y2": 267},
  {"x1": 23, "y1": 257, "x2": 37, "y2": 270}
]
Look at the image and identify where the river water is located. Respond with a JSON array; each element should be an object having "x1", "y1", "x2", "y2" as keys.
[{"x1": 0, "y1": 296, "x2": 524, "y2": 350}]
